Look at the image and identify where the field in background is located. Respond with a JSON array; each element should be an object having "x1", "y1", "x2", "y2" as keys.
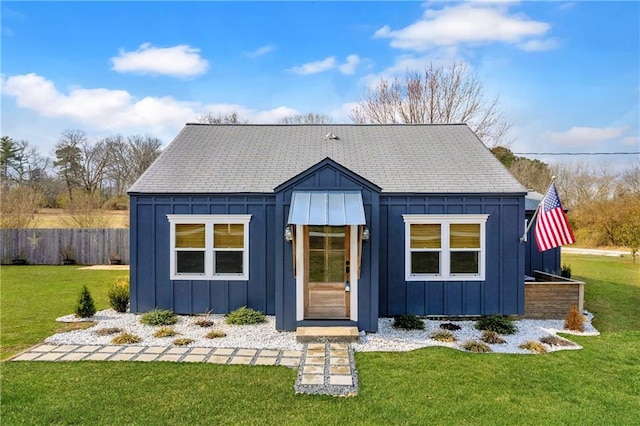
[{"x1": 31, "y1": 208, "x2": 129, "y2": 229}]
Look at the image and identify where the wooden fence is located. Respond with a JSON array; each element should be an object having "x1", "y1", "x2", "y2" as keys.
[{"x1": 1, "y1": 229, "x2": 129, "y2": 265}]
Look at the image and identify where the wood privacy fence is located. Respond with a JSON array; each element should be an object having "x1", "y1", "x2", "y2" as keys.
[{"x1": 1, "y1": 229, "x2": 129, "y2": 265}]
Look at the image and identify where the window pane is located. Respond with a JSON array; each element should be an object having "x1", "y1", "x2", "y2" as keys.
[
  {"x1": 308, "y1": 226, "x2": 325, "y2": 250},
  {"x1": 176, "y1": 251, "x2": 205, "y2": 273},
  {"x1": 328, "y1": 226, "x2": 346, "y2": 250},
  {"x1": 176, "y1": 224, "x2": 205, "y2": 248},
  {"x1": 411, "y1": 224, "x2": 441, "y2": 249},
  {"x1": 215, "y1": 251, "x2": 243, "y2": 274},
  {"x1": 451, "y1": 252, "x2": 479, "y2": 274},
  {"x1": 411, "y1": 252, "x2": 440, "y2": 274},
  {"x1": 214, "y1": 224, "x2": 244, "y2": 248},
  {"x1": 326, "y1": 251, "x2": 344, "y2": 282},
  {"x1": 308, "y1": 251, "x2": 325, "y2": 282},
  {"x1": 450, "y1": 224, "x2": 480, "y2": 249}
]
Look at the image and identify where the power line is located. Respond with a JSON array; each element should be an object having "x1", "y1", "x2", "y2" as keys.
[{"x1": 513, "y1": 152, "x2": 640, "y2": 156}]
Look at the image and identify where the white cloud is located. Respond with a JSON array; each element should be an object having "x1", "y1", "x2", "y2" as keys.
[
  {"x1": 621, "y1": 136, "x2": 640, "y2": 148},
  {"x1": 374, "y1": 3, "x2": 552, "y2": 51},
  {"x1": 289, "y1": 57, "x2": 336, "y2": 75},
  {"x1": 331, "y1": 102, "x2": 360, "y2": 122},
  {"x1": 246, "y1": 44, "x2": 275, "y2": 58},
  {"x1": 518, "y1": 38, "x2": 560, "y2": 52},
  {"x1": 360, "y1": 54, "x2": 466, "y2": 88},
  {"x1": 339, "y1": 54, "x2": 362, "y2": 75},
  {"x1": 111, "y1": 43, "x2": 209, "y2": 77},
  {"x1": 1, "y1": 73, "x2": 302, "y2": 133},
  {"x1": 545, "y1": 126, "x2": 629, "y2": 147}
]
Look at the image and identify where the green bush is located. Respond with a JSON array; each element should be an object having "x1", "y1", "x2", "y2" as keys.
[
  {"x1": 107, "y1": 276, "x2": 130, "y2": 313},
  {"x1": 153, "y1": 327, "x2": 178, "y2": 338},
  {"x1": 225, "y1": 306, "x2": 266, "y2": 325},
  {"x1": 205, "y1": 329, "x2": 226, "y2": 339},
  {"x1": 475, "y1": 315, "x2": 517, "y2": 335},
  {"x1": 112, "y1": 333, "x2": 142, "y2": 344},
  {"x1": 480, "y1": 330, "x2": 506, "y2": 344},
  {"x1": 392, "y1": 314, "x2": 425, "y2": 330},
  {"x1": 141, "y1": 309, "x2": 178, "y2": 326},
  {"x1": 430, "y1": 330, "x2": 456, "y2": 342},
  {"x1": 561, "y1": 264, "x2": 572, "y2": 278},
  {"x1": 75, "y1": 285, "x2": 96, "y2": 318},
  {"x1": 462, "y1": 340, "x2": 492, "y2": 353}
]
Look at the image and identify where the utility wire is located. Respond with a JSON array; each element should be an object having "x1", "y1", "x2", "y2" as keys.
[{"x1": 513, "y1": 152, "x2": 640, "y2": 156}]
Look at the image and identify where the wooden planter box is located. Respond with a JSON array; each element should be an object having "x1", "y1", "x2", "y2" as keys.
[{"x1": 524, "y1": 271, "x2": 584, "y2": 319}]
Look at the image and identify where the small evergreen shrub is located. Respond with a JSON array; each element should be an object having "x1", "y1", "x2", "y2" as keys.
[
  {"x1": 153, "y1": 327, "x2": 178, "y2": 338},
  {"x1": 225, "y1": 306, "x2": 266, "y2": 325},
  {"x1": 564, "y1": 306, "x2": 585, "y2": 332},
  {"x1": 392, "y1": 314, "x2": 425, "y2": 330},
  {"x1": 205, "y1": 330, "x2": 227, "y2": 339},
  {"x1": 539, "y1": 335, "x2": 575, "y2": 347},
  {"x1": 172, "y1": 338, "x2": 194, "y2": 346},
  {"x1": 476, "y1": 315, "x2": 517, "y2": 335},
  {"x1": 75, "y1": 285, "x2": 97, "y2": 318},
  {"x1": 112, "y1": 333, "x2": 142, "y2": 344},
  {"x1": 462, "y1": 340, "x2": 492, "y2": 353},
  {"x1": 108, "y1": 276, "x2": 130, "y2": 313},
  {"x1": 141, "y1": 309, "x2": 178, "y2": 326},
  {"x1": 519, "y1": 340, "x2": 547, "y2": 353},
  {"x1": 560, "y1": 264, "x2": 572, "y2": 278},
  {"x1": 430, "y1": 330, "x2": 456, "y2": 342},
  {"x1": 481, "y1": 330, "x2": 506, "y2": 344},
  {"x1": 439, "y1": 322, "x2": 461, "y2": 331},
  {"x1": 95, "y1": 327, "x2": 122, "y2": 336}
]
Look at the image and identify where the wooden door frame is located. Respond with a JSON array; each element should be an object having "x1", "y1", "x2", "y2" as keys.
[{"x1": 295, "y1": 224, "x2": 358, "y2": 322}]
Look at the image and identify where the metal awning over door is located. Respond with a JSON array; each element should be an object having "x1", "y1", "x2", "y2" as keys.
[{"x1": 287, "y1": 191, "x2": 366, "y2": 225}]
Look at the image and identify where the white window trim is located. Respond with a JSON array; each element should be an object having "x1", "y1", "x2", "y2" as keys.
[
  {"x1": 403, "y1": 214, "x2": 489, "y2": 282},
  {"x1": 167, "y1": 214, "x2": 251, "y2": 281}
]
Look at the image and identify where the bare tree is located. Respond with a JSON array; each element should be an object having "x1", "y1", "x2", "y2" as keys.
[
  {"x1": 279, "y1": 113, "x2": 334, "y2": 124},
  {"x1": 553, "y1": 162, "x2": 618, "y2": 209},
  {"x1": 196, "y1": 111, "x2": 248, "y2": 124},
  {"x1": 0, "y1": 185, "x2": 44, "y2": 228},
  {"x1": 127, "y1": 135, "x2": 162, "y2": 184},
  {"x1": 78, "y1": 137, "x2": 111, "y2": 195},
  {"x1": 350, "y1": 62, "x2": 512, "y2": 148},
  {"x1": 54, "y1": 130, "x2": 85, "y2": 201}
]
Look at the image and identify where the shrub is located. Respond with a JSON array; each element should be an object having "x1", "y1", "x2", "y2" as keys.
[
  {"x1": 112, "y1": 333, "x2": 142, "y2": 344},
  {"x1": 173, "y1": 338, "x2": 194, "y2": 346},
  {"x1": 205, "y1": 330, "x2": 227, "y2": 339},
  {"x1": 225, "y1": 306, "x2": 266, "y2": 325},
  {"x1": 439, "y1": 322, "x2": 461, "y2": 331},
  {"x1": 153, "y1": 327, "x2": 178, "y2": 338},
  {"x1": 95, "y1": 327, "x2": 122, "y2": 336},
  {"x1": 430, "y1": 330, "x2": 456, "y2": 343},
  {"x1": 75, "y1": 285, "x2": 97, "y2": 318},
  {"x1": 194, "y1": 319, "x2": 214, "y2": 327},
  {"x1": 564, "y1": 305, "x2": 585, "y2": 332},
  {"x1": 141, "y1": 309, "x2": 178, "y2": 326},
  {"x1": 539, "y1": 335, "x2": 575, "y2": 347},
  {"x1": 462, "y1": 340, "x2": 492, "y2": 353},
  {"x1": 108, "y1": 276, "x2": 130, "y2": 313},
  {"x1": 392, "y1": 314, "x2": 425, "y2": 330},
  {"x1": 561, "y1": 264, "x2": 572, "y2": 278},
  {"x1": 519, "y1": 340, "x2": 547, "y2": 353},
  {"x1": 481, "y1": 330, "x2": 506, "y2": 344},
  {"x1": 476, "y1": 315, "x2": 517, "y2": 335}
]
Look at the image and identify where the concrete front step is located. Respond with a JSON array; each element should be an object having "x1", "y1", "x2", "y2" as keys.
[{"x1": 296, "y1": 326, "x2": 360, "y2": 343}]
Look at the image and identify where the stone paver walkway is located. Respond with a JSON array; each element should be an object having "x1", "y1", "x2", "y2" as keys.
[
  {"x1": 11, "y1": 344, "x2": 302, "y2": 367},
  {"x1": 294, "y1": 343, "x2": 359, "y2": 397}
]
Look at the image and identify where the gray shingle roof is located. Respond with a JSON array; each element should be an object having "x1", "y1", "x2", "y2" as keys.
[{"x1": 128, "y1": 124, "x2": 526, "y2": 194}]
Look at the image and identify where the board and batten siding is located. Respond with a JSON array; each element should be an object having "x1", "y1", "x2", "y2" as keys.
[
  {"x1": 378, "y1": 194, "x2": 525, "y2": 317},
  {"x1": 1, "y1": 228, "x2": 128, "y2": 265},
  {"x1": 129, "y1": 194, "x2": 276, "y2": 316}
]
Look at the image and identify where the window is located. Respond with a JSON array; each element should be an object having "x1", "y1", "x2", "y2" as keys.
[
  {"x1": 403, "y1": 214, "x2": 488, "y2": 281},
  {"x1": 167, "y1": 214, "x2": 251, "y2": 280}
]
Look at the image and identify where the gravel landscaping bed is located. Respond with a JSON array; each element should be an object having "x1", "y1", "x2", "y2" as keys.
[{"x1": 48, "y1": 309, "x2": 599, "y2": 354}]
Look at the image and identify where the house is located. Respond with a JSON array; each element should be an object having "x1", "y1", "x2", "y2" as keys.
[{"x1": 128, "y1": 124, "x2": 532, "y2": 332}]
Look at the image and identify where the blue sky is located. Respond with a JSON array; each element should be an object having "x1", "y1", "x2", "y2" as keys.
[{"x1": 1, "y1": 1, "x2": 638, "y2": 169}]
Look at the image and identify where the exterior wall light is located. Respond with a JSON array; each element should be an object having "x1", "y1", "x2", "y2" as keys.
[
  {"x1": 362, "y1": 226, "x2": 370, "y2": 241},
  {"x1": 284, "y1": 225, "x2": 293, "y2": 242}
]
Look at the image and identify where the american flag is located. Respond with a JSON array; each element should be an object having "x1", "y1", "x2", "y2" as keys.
[{"x1": 535, "y1": 183, "x2": 576, "y2": 252}]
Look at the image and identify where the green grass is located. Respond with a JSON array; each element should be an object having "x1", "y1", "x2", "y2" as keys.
[{"x1": 1, "y1": 256, "x2": 639, "y2": 425}]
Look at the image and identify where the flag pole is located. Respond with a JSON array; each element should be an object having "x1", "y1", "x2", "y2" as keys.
[{"x1": 520, "y1": 176, "x2": 556, "y2": 243}]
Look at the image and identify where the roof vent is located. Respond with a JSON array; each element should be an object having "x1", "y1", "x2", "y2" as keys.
[{"x1": 325, "y1": 132, "x2": 339, "y2": 140}]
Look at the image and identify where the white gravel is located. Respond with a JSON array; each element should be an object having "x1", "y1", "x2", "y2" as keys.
[{"x1": 48, "y1": 309, "x2": 599, "y2": 354}]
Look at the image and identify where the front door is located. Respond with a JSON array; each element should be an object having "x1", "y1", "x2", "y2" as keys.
[{"x1": 304, "y1": 225, "x2": 350, "y2": 319}]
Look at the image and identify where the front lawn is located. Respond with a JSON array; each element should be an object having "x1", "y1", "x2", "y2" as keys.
[{"x1": 1, "y1": 256, "x2": 639, "y2": 424}]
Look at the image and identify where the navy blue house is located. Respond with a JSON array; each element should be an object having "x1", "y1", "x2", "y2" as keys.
[{"x1": 128, "y1": 124, "x2": 532, "y2": 332}]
